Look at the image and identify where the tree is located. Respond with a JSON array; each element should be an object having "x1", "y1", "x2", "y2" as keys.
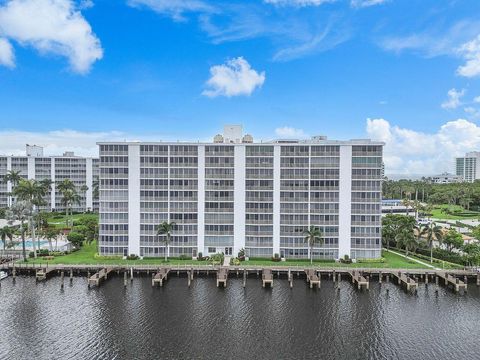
[
  {"x1": 67, "y1": 232, "x2": 85, "y2": 248},
  {"x1": 6, "y1": 201, "x2": 32, "y2": 261},
  {"x1": 402, "y1": 198, "x2": 412, "y2": 216},
  {"x1": 419, "y1": 222, "x2": 443, "y2": 263},
  {"x1": 156, "y1": 221, "x2": 176, "y2": 262},
  {"x1": 463, "y1": 243, "x2": 480, "y2": 267},
  {"x1": 59, "y1": 186, "x2": 80, "y2": 228},
  {"x1": 0, "y1": 225, "x2": 14, "y2": 254},
  {"x1": 382, "y1": 214, "x2": 416, "y2": 250},
  {"x1": 395, "y1": 228, "x2": 418, "y2": 257},
  {"x1": 443, "y1": 228, "x2": 463, "y2": 252},
  {"x1": 3, "y1": 170, "x2": 22, "y2": 206},
  {"x1": 303, "y1": 225, "x2": 324, "y2": 264},
  {"x1": 42, "y1": 227, "x2": 60, "y2": 253},
  {"x1": 13, "y1": 179, "x2": 47, "y2": 258}
]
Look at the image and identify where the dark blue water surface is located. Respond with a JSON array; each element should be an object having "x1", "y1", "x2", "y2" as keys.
[{"x1": 0, "y1": 274, "x2": 479, "y2": 360}]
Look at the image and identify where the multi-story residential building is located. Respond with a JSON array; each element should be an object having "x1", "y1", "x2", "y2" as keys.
[
  {"x1": 0, "y1": 145, "x2": 99, "y2": 212},
  {"x1": 98, "y1": 126, "x2": 383, "y2": 260},
  {"x1": 456, "y1": 152, "x2": 480, "y2": 183}
]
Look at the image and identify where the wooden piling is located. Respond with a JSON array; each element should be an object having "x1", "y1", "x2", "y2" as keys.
[
  {"x1": 60, "y1": 271, "x2": 64, "y2": 289},
  {"x1": 243, "y1": 270, "x2": 246, "y2": 288},
  {"x1": 124, "y1": 271, "x2": 127, "y2": 287}
]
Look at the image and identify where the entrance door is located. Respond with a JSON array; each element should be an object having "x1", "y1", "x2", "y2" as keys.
[{"x1": 224, "y1": 247, "x2": 232, "y2": 256}]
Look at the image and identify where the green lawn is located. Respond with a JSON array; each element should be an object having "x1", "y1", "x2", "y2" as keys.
[
  {"x1": 430, "y1": 205, "x2": 480, "y2": 220},
  {"x1": 46, "y1": 212, "x2": 99, "y2": 229},
  {"x1": 23, "y1": 243, "x2": 431, "y2": 269},
  {"x1": 242, "y1": 251, "x2": 427, "y2": 269}
]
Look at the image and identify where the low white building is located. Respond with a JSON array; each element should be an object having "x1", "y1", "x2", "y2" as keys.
[{"x1": 431, "y1": 172, "x2": 463, "y2": 184}]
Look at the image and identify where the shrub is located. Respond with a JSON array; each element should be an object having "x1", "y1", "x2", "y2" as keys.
[
  {"x1": 230, "y1": 257, "x2": 241, "y2": 266},
  {"x1": 67, "y1": 232, "x2": 85, "y2": 247},
  {"x1": 271, "y1": 253, "x2": 281, "y2": 262},
  {"x1": 94, "y1": 253, "x2": 122, "y2": 260},
  {"x1": 126, "y1": 254, "x2": 139, "y2": 260},
  {"x1": 178, "y1": 254, "x2": 190, "y2": 260},
  {"x1": 340, "y1": 254, "x2": 352, "y2": 264},
  {"x1": 357, "y1": 257, "x2": 385, "y2": 264},
  {"x1": 209, "y1": 253, "x2": 224, "y2": 265}
]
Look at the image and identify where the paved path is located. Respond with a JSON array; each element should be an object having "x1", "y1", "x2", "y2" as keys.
[
  {"x1": 223, "y1": 256, "x2": 231, "y2": 267},
  {"x1": 386, "y1": 249, "x2": 440, "y2": 270}
]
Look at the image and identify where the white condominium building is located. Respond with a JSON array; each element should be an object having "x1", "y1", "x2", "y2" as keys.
[
  {"x1": 456, "y1": 152, "x2": 480, "y2": 183},
  {"x1": 0, "y1": 145, "x2": 99, "y2": 212},
  {"x1": 98, "y1": 126, "x2": 384, "y2": 260}
]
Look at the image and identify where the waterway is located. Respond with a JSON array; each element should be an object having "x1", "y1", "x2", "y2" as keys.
[{"x1": 0, "y1": 275, "x2": 479, "y2": 360}]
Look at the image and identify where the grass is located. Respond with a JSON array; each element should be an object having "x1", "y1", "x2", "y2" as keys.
[
  {"x1": 46, "y1": 212, "x2": 99, "y2": 229},
  {"x1": 242, "y1": 251, "x2": 427, "y2": 269},
  {"x1": 22, "y1": 243, "x2": 431, "y2": 269},
  {"x1": 430, "y1": 204, "x2": 480, "y2": 220}
]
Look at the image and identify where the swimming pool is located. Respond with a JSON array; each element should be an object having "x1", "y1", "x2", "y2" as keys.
[{"x1": 0, "y1": 240, "x2": 48, "y2": 249}]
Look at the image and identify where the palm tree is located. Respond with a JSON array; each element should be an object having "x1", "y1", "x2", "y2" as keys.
[
  {"x1": 3, "y1": 169, "x2": 22, "y2": 206},
  {"x1": 156, "y1": 221, "x2": 176, "y2": 262},
  {"x1": 60, "y1": 189, "x2": 80, "y2": 228},
  {"x1": 303, "y1": 225, "x2": 324, "y2": 264},
  {"x1": 13, "y1": 179, "x2": 47, "y2": 258},
  {"x1": 92, "y1": 179, "x2": 99, "y2": 201},
  {"x1": 402, "y1": 198, "x2": 411, "y2": 216},
  {"x1": 6, "y1": 201, "x2": 32, "y2": 261},
  {"x1": 42, "y1": 227, "x2": 60, "y2": 253},
  {"x1": 0, "y1": 225, "x2": 14, "y2": 255},
  {"x1": 419, "y1": 222, "x2": 443, "y2": 263},
  {"x1": 395, "y1": 228, "x2": 417, "y2": 257}
]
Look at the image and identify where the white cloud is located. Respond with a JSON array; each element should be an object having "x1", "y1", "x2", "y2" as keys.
[
  {"x1": 202, "y1": 57, "x2": 265, "y2": 98},
  {"x1": 275, "y1": 126, "x2": 307, "y2": 138},
  {"x1": 264, "y1": 0, "x2": 334, "y2": 6},
  {"x1": 366, "y1": 118, "x2": 480, "y2": 175},
  {"x1": 128, "y1": 0, "x2": 214, "y2": 21},
  {"x1": 0, "y1": 37, "x2": 15, "y2": 68},
  {"x1": 474, "y1": 96, "x2": 480, "y2": 103},
  {"x1": 0, "y1": 0, "x2": 103, "y2": 73},
  {"x1": 456, "y1": 35, "x2": 480, "y2": 78},
  {"x1": 351, "y1": 0, "x2": 387, "y2": 8},
  {"x1": 0, "y1": 129, "x2": 186, "y2": 157},
  {"x1": 441, "y1": 88, "x2": 465, "y2": 109}
]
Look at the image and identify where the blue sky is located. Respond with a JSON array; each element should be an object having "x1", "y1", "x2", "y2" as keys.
[{"x1": 1, "y1": 0, "x2": 480, "y2": 175}]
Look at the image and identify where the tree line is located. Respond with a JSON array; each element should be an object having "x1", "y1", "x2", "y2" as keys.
[{"x1": 383, "y1": 178, "x2": 480, "y2": 210}]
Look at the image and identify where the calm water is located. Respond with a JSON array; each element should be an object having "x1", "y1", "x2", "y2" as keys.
[{"x1": 0, "y1": 274, "x2": 479, "y2": 360}]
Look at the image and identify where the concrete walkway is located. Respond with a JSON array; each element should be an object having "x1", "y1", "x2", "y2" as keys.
[
  {"x1": 223, "y1": 256, "x2": 231, "y2": 267},
  {"x1": 386, "y1": 249, "x2": 440, "y2": 270}
]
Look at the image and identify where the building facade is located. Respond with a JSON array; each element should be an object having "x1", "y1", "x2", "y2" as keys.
[
  {"x1": 98, "y1": 127, "x2": 383, "y2": 260},
  {"x1": 456, "y1": 152, "x2": 480, "y2": 183},
  {"x1": 431, "y1": 172, "x2": 463, "y2": 184},
  {"x1": 0, "y1": 145, "x2": 99, "y2": 212}
]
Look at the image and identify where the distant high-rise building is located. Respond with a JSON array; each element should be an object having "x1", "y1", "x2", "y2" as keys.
[
  {"x1": 456, "y1": 152, "x2": 480, "y2": 183},
  {"x1": 0, "y1": 145, "x2": 99, "y2": 212},
  {"x1": 98, "y1": 126, "x2": 384, "y2": 260}
]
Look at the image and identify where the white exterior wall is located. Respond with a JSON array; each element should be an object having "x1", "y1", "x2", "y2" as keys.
[
  {"x1": 6, "y1": 157, "x2": 11, "y2": 207},
  {"x1": 338, "y1": 145, "x2": 352, "y2": 258},
  {"x1": 197, "y1": 145, "x2": 205, "y2": 255},
  {"x1": 86, "y1": 158, "x2": 93, "y2": 211},
  {"x1": 233, "y1": 146, "x2": 246, "y2": 256},
  {"x1": 272, "y1": 145, "x2": 281, "y2": 255},
  {"x1": 128, "y1": 145, "x2": 141, "y2": 256},
  {"x1": 50, "y1": 158, "x2": 56, "y2": 210},
  {"x1": 27, "y1": 157, "x2": 35, "y2": 180}
]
